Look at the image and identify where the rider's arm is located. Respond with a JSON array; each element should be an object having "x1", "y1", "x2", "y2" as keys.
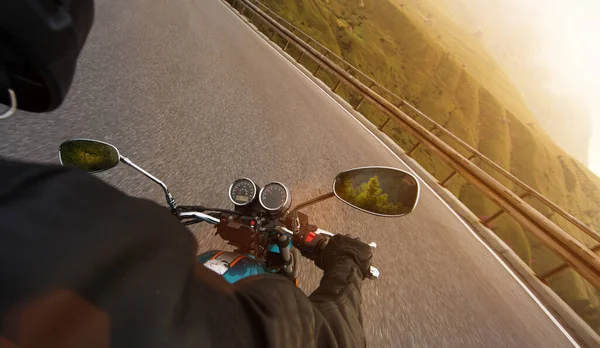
[
  {"x1": 0, "y1": 160, "x2": 367, "y2": 348},
  {"x1": 308, "y1": 258, "x2": 366, "y2": 347},
  {"x1": 231, "y1": 256, "x2": 368, "y2": 348},
  {"x1": 308, "y1": 234, "x2": 373, "y2": 347}
]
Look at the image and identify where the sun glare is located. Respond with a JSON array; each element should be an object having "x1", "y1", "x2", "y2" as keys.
[{"x1": 535, "y1": 1, "x2": 600, "y2": 176}]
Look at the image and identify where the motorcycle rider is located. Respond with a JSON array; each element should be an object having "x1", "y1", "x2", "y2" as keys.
[{"x1": 0, "y1": 1, "x2": 374, "y2": 347}]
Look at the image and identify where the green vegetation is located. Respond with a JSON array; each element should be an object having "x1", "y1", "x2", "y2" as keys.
[
  {"x1": 59, "y1": 140, "x2": 119, "y2": 172},
  {"x1": 338, "y1": 176, "x2": 402, "y2": 214},
  {"x1": 335, "y1": 172, "x2": 418, "y2": 215},
  {"x1": 255, "y1": 0, "x2": 600, "y2": 332}
]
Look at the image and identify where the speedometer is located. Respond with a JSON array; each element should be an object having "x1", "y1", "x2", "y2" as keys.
[
  {"x1": 259, "y1": 182, "x2": 290, "y2": 212},
  {"x1": 229, "y1": 178, "x2": 257, "y2": 206}
]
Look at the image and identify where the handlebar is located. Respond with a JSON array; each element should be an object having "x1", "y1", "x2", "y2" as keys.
[
  {"x1": 178, "y1": 211, "x2": 220, "y2": 224},
  {"x1": 180, "y1": 211, "x2": 380, "y2": 279}
]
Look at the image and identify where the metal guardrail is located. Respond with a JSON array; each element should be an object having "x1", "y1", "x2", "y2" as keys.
[{"x1": 227, "y1": 0, "x2": 600, "y2": 290}]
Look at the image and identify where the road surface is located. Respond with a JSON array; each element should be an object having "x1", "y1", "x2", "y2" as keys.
[{"x1": 0, "y1": 0, "x2": 575, "y2": 346}]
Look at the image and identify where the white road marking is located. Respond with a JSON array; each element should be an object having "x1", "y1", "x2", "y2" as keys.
[{"x1": 217, "y1": 1, "x2": 580, "y2": 346}]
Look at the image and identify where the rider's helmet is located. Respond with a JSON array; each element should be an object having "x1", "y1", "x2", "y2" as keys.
[{"x1": 0, "y1": 0, "x2": 94, "y2": 115}]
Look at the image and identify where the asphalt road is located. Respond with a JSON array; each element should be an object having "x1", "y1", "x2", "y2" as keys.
[{"x1": 0, "y1": 0, "x2": 575, "y2": 346}]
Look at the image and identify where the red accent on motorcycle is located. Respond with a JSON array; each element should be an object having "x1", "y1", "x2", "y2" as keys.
[
  {"x1": 305, "y1": 232, "x2": 316, "y2": 243},
  {"x1": 229, "y1": 255, "x2": 245, "y2": 267},
  {"x1": 250, "y1": 220, "x2": 256, "y2": 227}
]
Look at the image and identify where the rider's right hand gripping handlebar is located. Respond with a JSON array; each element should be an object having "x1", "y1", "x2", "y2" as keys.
[
  {"x1": 293, "y1": 228, "x2": 330, "y2": 259},
  {"x1": 292, "y1": 227, "x2": 380, "y2": 280}
]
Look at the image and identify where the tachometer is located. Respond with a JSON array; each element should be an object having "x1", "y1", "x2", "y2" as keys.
[
  {"x1": 259, "y1": 182, "x2": 290, "y2": 212},
  {"x1": 229, "y1": 178, "x2": 257, "y2": 206}
]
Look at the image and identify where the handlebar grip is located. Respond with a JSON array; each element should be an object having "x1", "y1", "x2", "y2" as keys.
[
  {"x1": 294, "y1": 230, "x2": 330, "y2": 258},
  {"x1": 315, "y1": 228, "x2": 334, "y2": 236},
  {"x1": 303, "y1": 229, "x2": 380, "y2": 280}
]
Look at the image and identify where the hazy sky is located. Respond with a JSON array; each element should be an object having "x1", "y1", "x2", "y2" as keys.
[
  {"x1": 443, "y1": 0, "x2": 600, "y2": 176},
  {"x1": 535, "y1": 0, "x2": 600, "y2": 176}
]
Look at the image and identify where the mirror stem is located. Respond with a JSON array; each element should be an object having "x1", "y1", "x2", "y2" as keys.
[
  {"x1": 120, "y1": 156, "x2": 178, "y2": 213},
  {"x1": 288, "y1": 192, "x2": 335, "y2": 231}
]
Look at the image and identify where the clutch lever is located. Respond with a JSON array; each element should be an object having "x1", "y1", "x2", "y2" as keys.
[{"x1": 178, "y1": 211, "x2": 221, "y2": 224}]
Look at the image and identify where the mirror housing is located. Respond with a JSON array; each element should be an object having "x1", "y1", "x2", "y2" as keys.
[
  {"x1": 59, "y1": 139, "x2": 120, "y2": 173},
  {"x1": 333, "y1": 166, "x2": 419, "y2": 217},
  {"x1": 58, "y1": 138, "x2": 178, "y2": 212}
]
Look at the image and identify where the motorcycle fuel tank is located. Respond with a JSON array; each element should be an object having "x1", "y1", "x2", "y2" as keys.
[{"x1": 197, "y1": 250, "x2": 267, "y2": 284}]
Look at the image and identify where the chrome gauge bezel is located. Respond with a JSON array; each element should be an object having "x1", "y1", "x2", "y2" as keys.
[
  {"x1": 259, "y1": 182, "x2": 291, "y2": 213},
  {"x1": 228, "y1": 178, "x2": 257, "y2": 206}
]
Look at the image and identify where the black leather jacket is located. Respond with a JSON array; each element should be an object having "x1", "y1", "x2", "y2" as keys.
[{"x1": 0, "y1": 160, "x2": 366, "y2": 348}]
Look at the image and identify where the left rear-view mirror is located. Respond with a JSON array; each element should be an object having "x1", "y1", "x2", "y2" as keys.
[{"x1": 59, "y1": 139, "x2": 120, "y2": 173}]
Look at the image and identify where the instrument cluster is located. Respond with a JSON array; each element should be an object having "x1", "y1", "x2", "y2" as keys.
[{"x1": 229, "y1": 178, "x2": 290, "y2": 214}]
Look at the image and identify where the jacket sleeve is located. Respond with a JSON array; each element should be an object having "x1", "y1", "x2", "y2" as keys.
[
  {"x1": 0, "y1": 160, "x2": 365, "y2": 348},
  {"x1": 309, "y1": 262, "x2": 366, "y2": 347},
  {"x1": 230, "y1": 262, "x2": 366, "y2": 348}
]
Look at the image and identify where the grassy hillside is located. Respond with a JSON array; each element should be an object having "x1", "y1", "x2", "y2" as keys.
[{"x1": 256, "y1": 0, "x2": 600, "y2": 331}]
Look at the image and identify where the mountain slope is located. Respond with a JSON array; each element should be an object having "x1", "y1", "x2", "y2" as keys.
[{"x1": 418, "y1": 0, "x2": 593, "y2": 165}]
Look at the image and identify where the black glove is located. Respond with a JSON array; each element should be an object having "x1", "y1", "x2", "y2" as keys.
[
  {"x1": 293, "y1": 225, "x2": 373, "y2": 279},
  {"x1": 316, "y1": 234, "x2": 373, "y2": 279},
  {"x1": 293, "y1": 224, "x2": 330, "y2": 261}
]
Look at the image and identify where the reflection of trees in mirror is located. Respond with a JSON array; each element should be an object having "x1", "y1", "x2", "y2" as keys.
[
  {"x1": 60, "y1": 141, "x2": 119, "y2": 172},
  {"x1": 338, "y1": 174, "x2": 414, "y2": 215}
]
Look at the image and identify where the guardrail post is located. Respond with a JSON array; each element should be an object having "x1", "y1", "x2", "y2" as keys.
[
  {"x1": 240, "y1": 5, "x2": 246, "y2": 15},
  {"x1": 283, "y1": 40, "x2": 290, "y2": 51},
  {"x1": 407, "y1": 142, "x2": 421, "y2": 156},
  {"x1": 314, "y1": 65, "x2": 322, "y2": 76},
  {"x1": 407, "y1": 125, "x2": 438, "y2": 156},
  {"x1": 353, "y1": 82, "x2": 374, "y2": 109},
  {"x1": 354, "y1": 97, "x2": 364, "y2": 110},
  {"x1": 440, "y1": 155, "x2": 477, "y2": 187},
  {"x1": 482, "y1": 209, "x2": 505, "y2": 225},
  {"x1": 258, "y1": 21, "x2": 264, "y2": 31},
  {"x1": 269, "y1": 29, "x2": 276, "y2": 39},
  {"x1": 313, "y1": 52, "x2": 327, "y2": 76},
  {"x1": 378, "y1": 117, "x2": 391, "y2": 131},
  {"x1": 333, "y1": 80, "x2": 342, "y2": 92},
  {"x1": 482, "y1": 192, "x2": 530, "y2": 225},
  {"x1": 297, "y1": 51, "x2": 305, "y2": 63},
  {"x1": 440, "y1": 171, "x2": 458, "y2": 187},
  {"x1": 540, "y1": 263, "x2": 570, "y2": 281},
  {"x1": 541, "y1": 244, "x2": 600, "y2": 280}
]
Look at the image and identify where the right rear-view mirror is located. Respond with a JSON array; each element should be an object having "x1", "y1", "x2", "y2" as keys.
[{"x1": 333, "y1": 166, "x2": 420, "y2": 217}]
